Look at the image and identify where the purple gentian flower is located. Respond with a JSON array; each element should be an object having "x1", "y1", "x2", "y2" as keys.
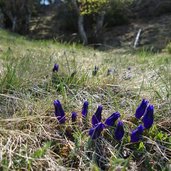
[
  {"x1": 142, "y1": 105, "x2": 154, "y2": 129},
  {"x1": 89, "y1": 122, "x2": 105, "y2": 139},
  {"x1": 114, "y1": 121, "x2": 124, "y2": 141},
  {"x1": 54, "y1": 100, "x2": 62, "y2": 118},
  {"x1": 53, "y1": 100, "x2": 66, "y2": 124},
  {"x1": 71, "y1": 112, "x2": 77, "y2": 122},
  {"x1": 130, "y1": 125, "x2": 144, "y2": 142},
  {"x1": 91, "y1": 105, "x2": 103, "y2": 127},
  {"x1": 135, "y1": 99, "x2": 148, "y2": 119},
  {"x1": 82, "y1": 101, "x2": 89, "y2": 118},
  {"x1": 53, "y1": 64, "x2": 59, "y2": 72},
  {"x1": 105, "y1": 112, "x2": 120, "y2": 127}
]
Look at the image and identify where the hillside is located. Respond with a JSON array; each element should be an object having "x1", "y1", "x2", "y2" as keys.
[
  {"x1": 0, "y1": 29, "x2": 171, "y2": 170},
  {"x1": 28, "y1": 4, "x2": 171, "y2": 51},
  {"x1": 104, "y1": 14, "x2": 171, "y2": 51}
]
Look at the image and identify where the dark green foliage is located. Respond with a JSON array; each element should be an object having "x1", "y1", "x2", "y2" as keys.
[
  {"x1": 0, "y1": 0, "x2": 39, "y2": 34},
  {"x1": 57, "y1": 3, "x2": 78, "y2": 32},
  {"x1": 104, "y1": 0, "x2": 131, "y2": 27}
]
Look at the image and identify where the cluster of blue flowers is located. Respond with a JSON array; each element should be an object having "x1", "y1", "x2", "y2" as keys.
[
  {"x1": 132, "y1": 99, "x2": 154, "y2": 142},
  {"x1": 88, "y1": 99, "x2": 154, "y2": 142},
  {"x1": 53, "y1": 98, "x2": 154, "y2": 143},
  {"x1": 53, "y1": 63, "x2": 110, "y2": 77}
]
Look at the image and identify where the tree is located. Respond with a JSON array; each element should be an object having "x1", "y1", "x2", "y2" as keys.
[
  {"x1": 0, "y1": 0, "x2": 39, "y2": 34},
  {"x1": 70, "y1": 0, "x2": 109, "y2": 45}
]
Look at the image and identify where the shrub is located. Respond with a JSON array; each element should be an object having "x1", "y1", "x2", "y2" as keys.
[
  {"x1": 104, "y1": 0, "x2": 133, "y2": 27},
  {"x1": 57, "y1": 3, "x2": 78, "y2": 32}
]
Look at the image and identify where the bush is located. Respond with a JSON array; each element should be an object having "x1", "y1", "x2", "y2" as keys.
[
  {"x1": 104, "y1": 0, "x2": 133, "y2": 27},
  {"x1": 57, "y1": 3, "x2": 78, "y2": 32}
]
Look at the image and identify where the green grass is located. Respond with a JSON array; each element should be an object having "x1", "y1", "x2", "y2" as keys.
[{"x1": 0, "y1": 29, "x2": 171, "y2": 170}]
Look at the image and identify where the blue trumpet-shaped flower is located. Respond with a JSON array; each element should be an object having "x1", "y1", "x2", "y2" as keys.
[
  {"x1": 71, "y1": 112, "x2": 77, "y2": 122},
  {"x1": 89, "y1": 122, "x2": 105, "y2": 139},
  {"x1": 114, "y1": 121, "x2": 124, "y2": 141},
  {"x1": 91, "y1": 105, "x2": 103, "y2": 127},
  {"x1": 142, "y1": 105, "x2": 154, "y2": 129},
  {"x1": 135, "y1": 99, "x2": 148, "y2": 119},
  {"x1": 54, "y1": 100, "x2": 66, "y2": 124},
  {"x1": 54, "y1": 100, "x2": 60, "y2": 117},
  {"x1": 82, "y1": 101, "x2": 89, "y2": 118},
  {"x1": 105, "y1": 112, "x2": 120, "y2": 127},
  {"x1": 53, "y1": 64, "x2": 59, "y2": 72},
  {"x1": 130, "y1": 125, "x2": 144, "y2": 142}
]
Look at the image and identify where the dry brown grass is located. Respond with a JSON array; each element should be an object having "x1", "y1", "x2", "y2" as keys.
[{"x1": 0, "y1": 29, "x2": 171, "y2": 170}]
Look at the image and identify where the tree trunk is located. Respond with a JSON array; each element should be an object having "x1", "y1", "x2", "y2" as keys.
[
  {"x1": 95, "y1": 11, "x2": 105, "y2": 35},
  {"x1": 4, "y1": 10, "x2": 18, "y2": 32},
  {"x1": 25, "y1": 13, "x2": 31, "y2": 33},
  {"x1": 0, "y1": 9, "x2": 4, "y2": 28},
  {"x1": 71, "y1": 0, "x2": 88, "y2": 45},
  {"x1": 12, "y1": 16, "x2": 17, "y2": 32},
  {"x1": 78, "y1": 15, "x2": 88, "y2": 45},
  {"x1": 23, "y1": 3, "x2": 31, "y2": 34},
  {"x1": 94, "y1": 11, "x2": 105, "y2": 44}
]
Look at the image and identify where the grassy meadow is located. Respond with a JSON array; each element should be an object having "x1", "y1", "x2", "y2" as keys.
[{"x1": 0, "y1": 29, "x2": 171, "y2": 170}]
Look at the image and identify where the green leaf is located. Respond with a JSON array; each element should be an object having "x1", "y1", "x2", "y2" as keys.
[
  {"x1": 138, "y1": 142, "x2": 145, "y2": 151},
  {"x1": 78, "y1": 0, "x2": 109, "y2": 15},
  {"x1": 31, "y1": 141, "x2": 51, "y2": 159}
]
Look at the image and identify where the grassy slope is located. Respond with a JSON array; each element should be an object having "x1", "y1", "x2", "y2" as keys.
[{"x1": 0, "y1": 29, "x2": 171, "y2": 170}]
